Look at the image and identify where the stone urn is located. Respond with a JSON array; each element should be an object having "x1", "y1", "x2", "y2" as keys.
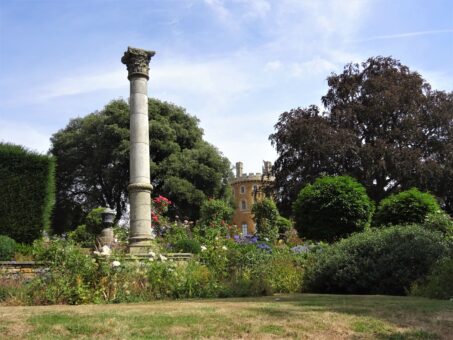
[{"x1": 97, "y1": 207, "x2": 116, "y2": 248}]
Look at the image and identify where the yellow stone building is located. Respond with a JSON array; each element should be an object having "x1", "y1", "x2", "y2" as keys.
[{"x1": 229, "y1": 161, "x2": 275, "y2": 235}]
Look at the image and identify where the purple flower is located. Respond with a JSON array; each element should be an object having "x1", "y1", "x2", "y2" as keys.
[
  {"x1": 257, "y1": 242, "x2": 272, "y2": 253},
  {"x1": 291, "y1": 245, "x2": 310, "y2": 254}
]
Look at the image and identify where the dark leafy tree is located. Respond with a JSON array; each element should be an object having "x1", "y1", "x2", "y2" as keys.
[
  {"x1": 270, "y1": 57, "x2": 453, "y2": 216},
  {"x1": 51, "y1": 99, "x2": 231, "y2": 233}
]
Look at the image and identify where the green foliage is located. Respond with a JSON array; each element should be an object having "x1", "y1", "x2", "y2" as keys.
[
  {"x1": 198, "y1": 199, "x2": 233, "y2": 226},
  {"x1": 374, "y1": 188, "x2": 441, "y2": 227},
  {"x1": 147, "y1": 260, "x2": 217, "y2": 299},
  {"x1": 196, "y1": 199, "x2": 233, "y2": 237},
  {"x1": 84, "y1": 207, "x2": 105, "y2": 235},
  {"x1": 0, "y1": 235, "x2": 17, "y2": 260},
  {"x1": 50, "y1": 99, "x2": 231, "y2": 233},
  {"x1": 173, "y1": 239, "x2": 201, "y2": 254},
  {"x1": 29, "y1": 239, "x2": 96, "y2": 304},
  {"x1": 304, "y1": 225, "x2": 452, "y2": 295},
  {"x1": 28, "y1": 239, "x2": 149, "y2": 304},
  {"x1": 411, "y1": 258, "x2": 453, "y2": 300},
  {"x1": 0, "y1": 143, "x2": 55, "y2": 243},
  {"x1": 423, "y1": 211, "x2": 453, "y2": 236},
  {"x1": 252, "y1": 198, "x2": 279, "y2": 242},
  {"x1": 67, "y1": 225, "x2": 95, "y2": 248},
  {"x1": 257, "y1": 248, "x2": 304, "y2": 293},
  {"x1": 276, "y1": 216, "x2": 293, "y2": 238},
  {"x1": 293, "y1": 176, "x2": 374, "y2": 242},
  {"x1": 270, "y1": 57, "x2": 453, "y2": 216}
]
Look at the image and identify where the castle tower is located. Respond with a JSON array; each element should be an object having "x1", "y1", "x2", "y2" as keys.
[{"x1": 229, "y1": 161, "x2": 275, "y2": 235}]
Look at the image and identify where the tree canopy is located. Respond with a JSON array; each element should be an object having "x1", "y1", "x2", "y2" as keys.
[
  {"x1": 51, "y1": 98, "x2": 231, "y2": 233},
  {"x1": 270, "y1": 56, "x2": 453, "y2": 216}
]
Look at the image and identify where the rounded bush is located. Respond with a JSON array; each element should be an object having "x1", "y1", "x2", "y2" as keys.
[
  {"x1": 374, "y1": 188, "x2": 440, "y2": 227},
  {"x1": 173, "y1": 238, "x2": 202, "y2": 254},
  {"x1": 0, "y1": 235, "x2": 17, "y2": 260},
  {"x1": 304, "y1": 225, "x2": 452, "y2": 295},
  {"x1": 293, "y1": 176, "x2": 374, "y2": 242}
]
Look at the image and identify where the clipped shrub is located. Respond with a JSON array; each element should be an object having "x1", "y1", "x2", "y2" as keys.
[
  {"x1": 374, "y1": 188, "x2": 440, "y2": 227},
  {"x1": 293, "y1": 176, "x2": 374, "y2": 242},
  {"x1": 304, "y1": 225, "x2": 452, "y2": 295},
  {"x1": 0, "y1": 143, "x2": 56, "y2": 243},
  {"x1": 252, "y1": 198, "x2": 279, "y2": 242},
  {"x1": 411, "y1": 258, "x2": 453, "y2": 300},
  {"x1": 173, "y1": 238, "x2": 201, "y2": 254},
  {"x1": 0, "y1": 235, "x2": 17, "y2": 261}
]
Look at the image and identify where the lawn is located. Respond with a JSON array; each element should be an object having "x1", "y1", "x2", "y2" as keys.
[{"x1": 0, "y1": 294, "x2": 452, "y2": 339}]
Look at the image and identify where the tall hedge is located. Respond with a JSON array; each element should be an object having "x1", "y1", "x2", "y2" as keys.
[{"x1": 0, "y1": 143, "x2": 56, "y2": 243}]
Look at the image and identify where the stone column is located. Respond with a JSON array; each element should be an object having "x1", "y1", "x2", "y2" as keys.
[{"x1": 121, "y1": 47, "x2": 156, "y2": 251}]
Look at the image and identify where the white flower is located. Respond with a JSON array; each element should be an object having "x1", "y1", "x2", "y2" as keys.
[
  {"x1": 93, "y1": 251, "x2": 101, "y2": 256},
  {"x1": 264, "y1": 237, "x2": 269, "y2": 242},
  {"x1": 159, "y1": 254, "x2": 167, "y2": 261},
  {"x1": 222, "y1": 246, "x2": 228, "y2": 250},
  {"x1": 100, "y1": 245, "x2": 111, "y2": 256},
  {"x1": 215, "y1": 237, "x2": 219, "y2": 240},
  {"x1": 201, "y1": 245, "x2": 207, "y2": 251},
  {"x1": 112, "y1": 260, "x2": 121, "y2": 267},
  {"x1": 148, "y1": 251, "x2": 156, "y2": 258},
  {"x1": 149, "y1": 258, "x2": 154, "y2": 262}
]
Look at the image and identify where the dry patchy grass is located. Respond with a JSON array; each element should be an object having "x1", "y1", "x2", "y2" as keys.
[{"x1": 0, "y1": 294, "x2": 451, "y2": 339}]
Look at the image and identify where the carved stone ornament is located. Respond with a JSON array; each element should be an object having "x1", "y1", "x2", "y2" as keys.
[{"x1": 121, "y1": 47, "x2": 156, "y2": 79}]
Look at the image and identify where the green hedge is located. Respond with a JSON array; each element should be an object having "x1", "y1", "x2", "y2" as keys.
[
  {"x1": 304, "y1": 225, "x2": 451, "y2": 295},
  {"x1": 0, "y1": 143, "x2": 55, "y2": 243},
  {"x1": 293, "y1": 176, "x2": 374, "y2": 242},
  {"x1": 374, "y1": 188, "x2": 440, "y2": 227}
]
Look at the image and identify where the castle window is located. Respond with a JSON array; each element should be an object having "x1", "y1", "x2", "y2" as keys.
[
  {"x1": 242, "y1": 223, "x2": 248, "y2": 236},
  {"x1": 253, "y1": 185, "x2": 258, "y2": 192},
  {"x1": 241, "y1": 200, "x2": 247, "y2": 210},
  {"x1": 240, "y1": 186, "x2": 245, "y2": 194}
]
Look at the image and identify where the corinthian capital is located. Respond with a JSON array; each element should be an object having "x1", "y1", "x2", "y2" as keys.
[{"x1": 121, "y1": 47, "x2": 156, "y2": 80}]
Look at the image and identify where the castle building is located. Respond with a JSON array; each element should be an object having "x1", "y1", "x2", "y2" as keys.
[{"x1": 229, "y1": 161, "x2": 275, "y2": 235}]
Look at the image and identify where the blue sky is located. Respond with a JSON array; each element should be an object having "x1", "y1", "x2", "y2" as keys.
[{"x1": 1, "y1": 0, "x2": 452, "y2": 173}]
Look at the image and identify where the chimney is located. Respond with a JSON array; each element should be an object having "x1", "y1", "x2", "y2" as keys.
[
  {"x1": 235, "y1": 162, "x2": 243, "y2": 178},
  {"x1": 263, "y1": 161, "x2": 272, "y2": 176}
]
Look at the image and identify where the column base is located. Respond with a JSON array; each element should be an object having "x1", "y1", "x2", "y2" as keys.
[{"x1": 128, "y1": 238, "x2": 158, "y2": 256}]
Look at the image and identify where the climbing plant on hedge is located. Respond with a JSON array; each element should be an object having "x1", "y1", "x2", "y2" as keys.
[
  {"x1": 293, "y1": 176, "x2": 374, "y2": 242},
  {"x1": 0, "y1": 143, "x2": 55, "y2": 243},
  {"x1": 374, "y1": 188, "x2": 441, "y2": 227}
]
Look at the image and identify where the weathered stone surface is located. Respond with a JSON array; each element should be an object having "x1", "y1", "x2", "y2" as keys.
[
  {"x1": 121, "y1": 47, "x2": 155, "y2": 80},
  {"x1": 122, "y1": 47, "x2": 155, "y2": 250}
]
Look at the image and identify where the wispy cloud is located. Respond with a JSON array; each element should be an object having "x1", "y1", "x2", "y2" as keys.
[
  {"x1": 0, "y1": 120, "x2": 51, "y2": 154},
  {"x1": 354, "y1": 29, "x2": 453, "y2": 42}
]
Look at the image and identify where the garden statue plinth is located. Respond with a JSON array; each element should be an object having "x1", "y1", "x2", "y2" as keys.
[{"x1": 122, "y1": 47, "x2": 156, "y2": 254}]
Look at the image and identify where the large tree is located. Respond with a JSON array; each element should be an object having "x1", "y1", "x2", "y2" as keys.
[
  {"x1": 51, "y1": 99, "x2": 231, "y2": 233},
  {"x1": 270, "y1": 57, "x2": 453, "y2": 216}
]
